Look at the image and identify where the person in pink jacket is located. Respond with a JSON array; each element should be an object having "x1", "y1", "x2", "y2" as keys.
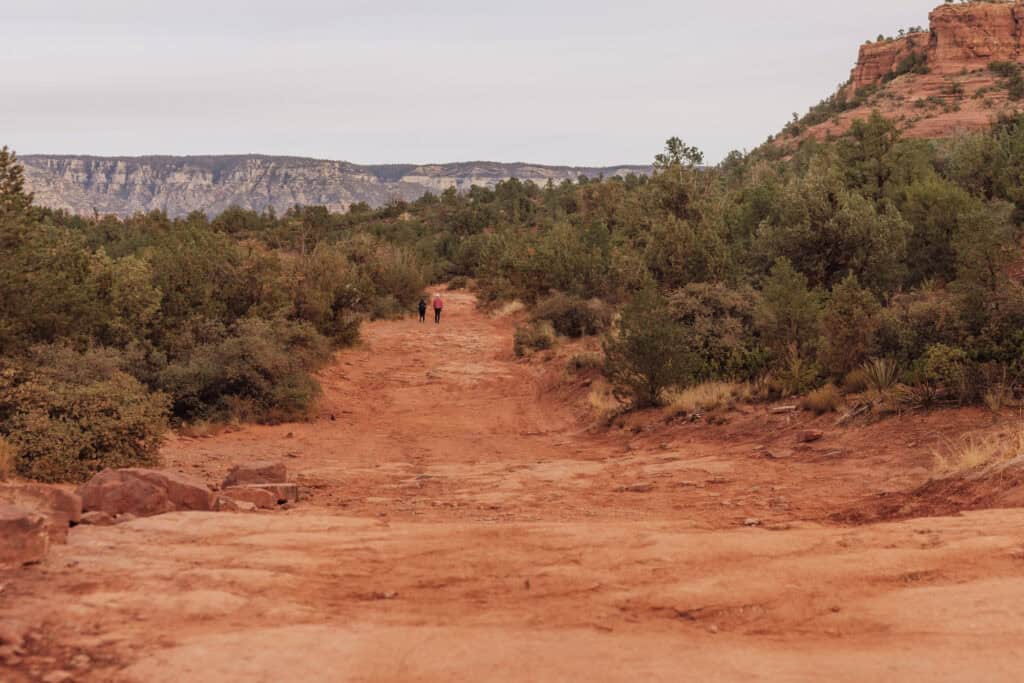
[{"x1": 433, "y1": 293, "x2": 444, "y2": 324}]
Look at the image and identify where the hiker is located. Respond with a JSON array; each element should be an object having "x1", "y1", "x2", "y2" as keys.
[
  {"x1": 433, "y1": 293, "x2": 443, "y2": 324},
  {"x1": 418, "y1": 297, "x2": 427, "y2": 323}
]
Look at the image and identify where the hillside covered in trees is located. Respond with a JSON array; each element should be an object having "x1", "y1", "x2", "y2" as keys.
[{"x1": 4, "y1": 104, "x2": 1024, "y2": 479}]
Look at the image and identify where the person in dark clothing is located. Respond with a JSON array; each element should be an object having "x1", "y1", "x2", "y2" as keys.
[
  {"x1": 418, "y1": 298, "x2": 427, "y2": 323},
  {"x1": 433, "y1": 293, "x2": 443, "y2": 324}
]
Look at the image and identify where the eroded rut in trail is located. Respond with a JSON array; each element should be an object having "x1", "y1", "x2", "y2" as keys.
[{"x1": 4, "y1": 291, "x2": 1024, "y2": 682}]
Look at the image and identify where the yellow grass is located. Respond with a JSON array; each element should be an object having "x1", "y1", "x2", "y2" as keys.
[
  {"x1": 666, "y1": 381, "x2": 751, "y2": 414},
  {"x1": 932, "y1": 424, "x2": 1024, "y2": 475},
  {"x1": 587, "y1": 381, "x2": 622, "y2": 420},
  {"x1": 490, "y1": 300, "x2": 526, "y2": 318},
  {"x1": 0, "y1": 436, "x2": 17, "y2": 480}
]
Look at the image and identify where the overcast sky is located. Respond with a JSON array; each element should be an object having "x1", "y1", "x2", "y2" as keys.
[{"x1": 3, "y1": 0, "x2": 940, "y2": 165}]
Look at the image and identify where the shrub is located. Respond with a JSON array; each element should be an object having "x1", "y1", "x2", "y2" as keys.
[
  {"x1": 513, "y1": 321, "x2": 556, "y2": 357},
  {"x1": 447, "y1": 275, "x2": 469, "y2": 290},
  {"x1": 922, "y1": 344, "x2": 971, "y2": 403},
  {"x1": 802, "y1": 383, "x2": 844, "y2": 414},
  {"x1": 532, "y1": 293, "x2": 612, "y2": 338},
  {"x1": 0, "y1": 347, "x2": 169, "y2": 483},
  {"x1": 603, "y1": 288, "x2": 695, "y2": 407},
  {"x1": 567, "y1": 352, "x2": 604, "y2": 373},
  {"x1": 158, "y1": 317, "x2": 331, "y2": 423},
  {"x1": 842, "y1": 368, "x2": 869, "y2": 394},
  {"x1": 776, "y1": 344, "x2": 819, "y2": 397}
]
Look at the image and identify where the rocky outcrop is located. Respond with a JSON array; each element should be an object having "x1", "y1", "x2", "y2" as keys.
[
  {"x1": 929, "y1": 1, "x2": 1024, "y2": 73},
  {"x1": 20, "y1": 155, "x2": 651, "y2": 218},
  {"x1": 850, "y1": 1, "x2": 1024, "y2": 92},
  {"x1": 790, "y1": 2, "x2": 1024, "y2": 145},
  {"x1": 850, "y1": 32, "x2": 930, "y2": 92}
]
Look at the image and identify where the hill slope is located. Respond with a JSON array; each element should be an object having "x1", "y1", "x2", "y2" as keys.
[
  {"x1": 782, "y1": 1, "x2": 1024, "y2": 145},
  {"x1": 19, "y1": 154, "x2": 649, "y2": 218}
]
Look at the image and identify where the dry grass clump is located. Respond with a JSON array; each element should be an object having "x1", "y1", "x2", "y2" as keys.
[
  {"x1": 932, "y1": 425, "x2": 1024, "y2": 475},
  {"x1": 513, "y1": 320, "x2": 556, "y2": 357},
  {"x1": 491, "y1": 300, "x2": 526, "y2": 318},
  {"x1": 802, "y1": 383, "x2": 844, "y2": 415},
  {"x1": 587, "y1": 381, "x2": 622, "y2": 421},
  {"x1": 666, "y1": 381, "x2": 751, "y2": 414},
  {"x1": 0, "y1": 436, "x2": 17, "y2": 480},
  {"x1": 842, "y1": 368, "x2": 869, "y2": 394}
]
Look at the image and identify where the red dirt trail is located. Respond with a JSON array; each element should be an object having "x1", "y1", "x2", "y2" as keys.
[{"x1": 4, "y1": 292, "x2": 1024, "y2": 681}]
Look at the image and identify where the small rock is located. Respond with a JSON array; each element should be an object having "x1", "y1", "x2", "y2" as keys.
[
  {"x1": 707, "y1": 624, "x2": 719, "y2": 634},
  {"x1": 69, "y1": 653, "x2": 91, "y2": 669},
  {"x1": 79, "y1": 511, "x2": 116, "y2": 526},
  {"x1": 795, "y1": 429, "x2": 824, "y2": 443},
  {"x1": 42, "y1": 671, "x2": 74, "y2": 683},
  {"x1": 617, "y1": 483, "x2": 654, "y2": 493},
  {"x1": 743, "y1": 518, "x2": 762, "y2": 527},
  {"x1": 763, "y1": 449, "x2": 794, "y2": 460}
]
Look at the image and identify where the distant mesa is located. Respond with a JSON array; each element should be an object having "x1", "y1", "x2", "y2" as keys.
[{"x1": 20, "y1": 154, "x2": 651, "y2": 218}]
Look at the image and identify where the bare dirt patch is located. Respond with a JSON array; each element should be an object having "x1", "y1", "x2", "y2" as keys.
[{"x1": 3, "y1": 292, "x2": 1024, "y2": 681}]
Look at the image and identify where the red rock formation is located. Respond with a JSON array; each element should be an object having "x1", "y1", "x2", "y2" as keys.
[
  {"x1": 850, "y1": 33, "x2": 930, "y2": 92},
  {"x1": 851, "y1": 1, "x2": 1024, "y2": 92}
]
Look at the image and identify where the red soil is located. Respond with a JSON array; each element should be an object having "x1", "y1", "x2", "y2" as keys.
[{"x1": 3, "y1": 291, "x2": 1024, "y2": 681}]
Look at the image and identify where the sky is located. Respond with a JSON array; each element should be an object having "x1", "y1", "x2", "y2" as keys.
[{"x1": 2, "y1": 0, "x2": 941, "y2": 166}]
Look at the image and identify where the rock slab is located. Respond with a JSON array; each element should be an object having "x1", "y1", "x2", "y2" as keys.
[
  {"x1": 78, "y1": 468, "x2": 213, "y2": 517},
  {"x1": 0, "y1": 504, "x2": 49, "y2": 567},
  {"x1": 0, "y1": 484, "x2": 82, "y2": 543}
]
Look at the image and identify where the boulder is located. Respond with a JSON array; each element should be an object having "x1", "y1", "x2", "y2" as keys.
[
  {"x1": 0, "y1": 505, "x2": 49, "y2": 567},
  {"x1": 77, "y1": 468, "x2": 213, "y2": 518},
  {"x1": 224, "y1": 482, "x2": 299, "y2": 505},
  {"x1": 218, "y1": 487, "x2": 276, "y2": 510},
  {"x1": 0, "y1": 484, "x2": 82, "y2": 543},
  {"x1": 222, "y1": 461, "x2": 287, "y2": 488}
]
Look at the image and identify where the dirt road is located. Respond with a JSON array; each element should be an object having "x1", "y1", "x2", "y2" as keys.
[{"x1": 4, "y1": 292, "x2": 1024, "y2": 681}]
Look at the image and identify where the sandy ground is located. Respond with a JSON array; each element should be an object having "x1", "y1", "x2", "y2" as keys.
[{"x1": 4, "y1": 291, "x2": 1024, "y2": 682}]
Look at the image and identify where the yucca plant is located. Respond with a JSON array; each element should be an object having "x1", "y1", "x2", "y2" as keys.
[{"x1": 862, "y1": 357, "x2": 899, "y2": 399}]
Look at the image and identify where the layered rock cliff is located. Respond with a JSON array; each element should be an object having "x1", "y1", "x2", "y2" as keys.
[
  {"x1": 21, "y1": 155, "x2": 649, "y2": 218},
  {"x1": 787, "y1": 1, "x2": 1024, "y2": 144}
]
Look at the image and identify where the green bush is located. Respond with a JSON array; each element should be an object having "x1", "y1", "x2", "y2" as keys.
[
  {"x1": 532, "y1": 292, "x2": 612, "y2": 338},
  {"x1": 0, "y1": 347, "x2": 169, "y2": 483},
  {"x1": 603, "y1": 288, "x2": 695, "y2": 408},
  {"x1": 513, "y1": 321, "x2": 556, "y2": 357},
  {"x1": 158, "y1": 318, "x2": 331, "y2": 423}
]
